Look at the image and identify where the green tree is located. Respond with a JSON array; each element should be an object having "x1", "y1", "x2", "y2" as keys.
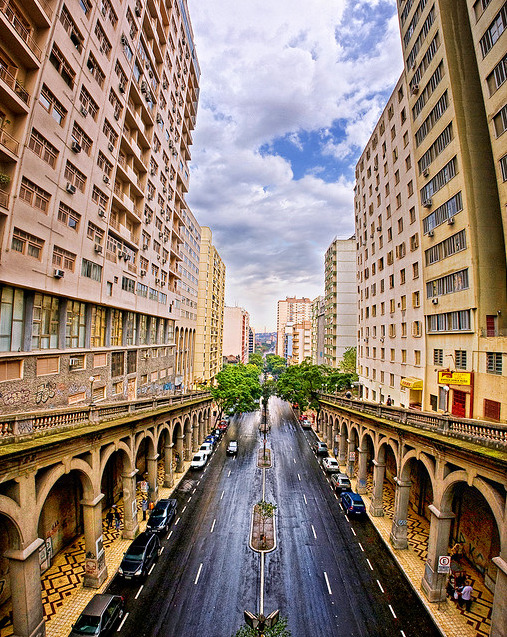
[
  {"x1": 209, "y1": 364, "x2": 262, "y2": 422},
  {"x1": 249, "y1": 352, "x2": 264, "y2": 370},
  {"x1": 275, "y1": 360, "x2": 326, "y2": 423},
  {"x1": 233, "y1": 615, "x2": 291, "y2": 637},
  {"x1": 338, "y1": 347, "x2": 358, "y2": 377},
  {"x1": 265, "y1": 354, "x2": 287, "y2": 378}
]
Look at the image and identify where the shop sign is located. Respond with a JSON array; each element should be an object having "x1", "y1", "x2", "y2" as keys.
[{"x1": 438, "y1": 371, "x2": 472, "y2": 386}]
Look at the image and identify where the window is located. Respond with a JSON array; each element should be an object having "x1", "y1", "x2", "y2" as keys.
[
  {"x1": 413, "y1": 262, "x2": 419, "y2": 278},
  {"x1": 406, "y1": 7, "x2": 436, "y2": 70},
  {"x1": 111, "y1": 351, "x2": 124, "y2": 377},
  {"x1": 484, "y1": 399, "x2": 501, "y2": 421},
  {"x1": 52, "y1": 246, "x2": 76, "y2": 271},
  {"x1": 100, "y1": 0, "x2": 118, "y2": 27},
  {"x1": 28, "y1": 129, "x2": 58, "y2": 167},
  {"x1": 401, "y1": 295, "x2": 407, "y2": 311},
  {"x1": 95, "y1": 20, "x2": 112, "y2": 57},
  {"x1": 486, "y1": 352, "x2": 502, "y2": 375},
  {"x1": 423, "y1": 192, "x2": 463, "y2": 233},
  {"x1": 87, "y1": 53, "x2": 105, "y2": 88},
  {"x1": 36, "y1": 356, "x2": 59, "y2": 375},
  {"x1": 0, "y1": 359, "x2": 22, "y2": 381},
  {"x1": 71, "y1": 122, "x2": 93, "y2": 155},
  {"x1": 415, "y1": 91, "x2": 448, "y2": 147},
  {"x1": 66, "y1": 301, "x2": 86, "y2": 348},
  {"x1": 412, "y1": 291, "x2": 420, "y2": 307},
  {"x1": 64, "y1": 161, "x2": 86, "y2": 192},
  {"x1": 421, "y1": 156, "x2": 457, "y2": 203},
  {"x1": 12, "y1": 228, "x2": 44, "y2": 259},
  {"x1": 122, "y1": 276, "x2": 135, "y2": 293},
  {"x1": 400, "y1": 269, "x2": 406, "y2": 284},
  {"x1": 49, "y1": 44, "x2": 75, "y2": 87},
  {"x1": 87, "y1": 222, "x2": 104, "y2": 246},
  {"x1": 19, "y1": 177, "x2": 50, "y2": 213},
  {"x1": 109, "y1": 89, "x2": 122, "y2": 120},
  {"x1": 414, "y1": 350, "x2": 421, "y2": 366},
  {"x1": 486, "y1": 314, "x2": 498, "y2": 337},
  {"x1": 103, "y1": 120, "x2": 118, "y2": 147},
  {"x1": 32, "y1": 294, "x2": 59, "y2": 349},
  {"x1": 410, "y1": 233, "x2": 419, "y2": 251},
  {"x1": 434, "y1": 349, "x2": 443, "y2": 366},
  {"x1": 426, "y1": 310, "x2": 471, "y2": 333},
  {"x1": 97, "y1": 152, "x2": 113, "y2": 177},
  {"x1": 82, "y1": 258, "x2": 102, "y2": 282},
  {"x1": 137, "y1": 282, "x2": 148, "y2": 297},
  {"x1": 60, "y1": 5, "x2": 83, "y2": 50},
  {"x1": 401, "y1": 349, "x2": 407, "y2": 363},
  {"x1": 412, "y1": 321, "x2": 422, "y2": 337},
  {"x1": 412, "y1": 61, "x2": 444, "y2": 120},
  {"x1": 91, "y1": 306, "x2": 106, "y2": 347},
  {"x1": 79, "y1": 0, "x2": 92, "y2": 15},
  {"x1": 426, "y1": 269, "x2": 469, "y2": 297},
  {"x1": 455, "y1": 350, "x2": 467, "y2": 370},
  {"x1": 501, "y1": 154, "x2": 507, "y2": 181},
  {"x1": 493, "y1": 104, "x2": 507, "y2": 137},
  {"x1": 79, "y1": 86, "x2": 99, "y2": 121},
  {"x1": 0, "y1": 287, "x2": 24, "y2": 352},
  {"x1": 487, "y1": 53, "x2": 507, "y2": 96},
  {"x1": 480, "y1": 4, "x2": 507, "y2": 57},
  {"x1": 92, "y1": 186, "x2": 109, "y2": 212},
  {"x1": 39, "y1": 85, "x2": 67, "y2": 125}
]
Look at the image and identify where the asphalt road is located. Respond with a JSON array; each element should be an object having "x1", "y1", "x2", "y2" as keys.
[{"x1": 107, "y1": 398, "x2": 441, "y2": 637}]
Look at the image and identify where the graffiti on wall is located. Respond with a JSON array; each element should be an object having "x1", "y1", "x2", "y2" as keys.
[
  {"x1": 35, "y1": 381, "x2": 56, "y2": 405},
  {"x1": 0, "y1": 388, "x2": 29, "y2": 406}
]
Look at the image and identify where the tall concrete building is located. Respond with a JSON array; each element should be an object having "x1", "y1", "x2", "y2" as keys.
[
  {"x1": 311, "y1": 295, "x2": 326, "y2": 365},
  {"x1": 222, "y1": 305, "x2": 249, "y2": 364},
  {"x1": 324, "y1": 237, "x2": 357, "y2": 369},
  {"x1": 290, "y1": 320, "x2": 312, "y2": 365},
  {"x1": 193, "y1": 226, "x2": 225, "y2": 385},
  {"x1": 276, "y1": 296, "x2": 312, "y2": 358},
  {"x1": 0, "y1": 0, "x2": 201, "y2": 408}
]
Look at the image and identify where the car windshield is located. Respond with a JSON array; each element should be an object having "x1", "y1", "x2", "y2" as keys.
[
  {"x1": 125, "y1": 546, "x2": 145, "y2": 561},
  {"x1": 150, "y1": 512, "x2": 165, "y2": 520},
  {"x1": 73, "y1": 615, "x2": 100, "y2": 635}
]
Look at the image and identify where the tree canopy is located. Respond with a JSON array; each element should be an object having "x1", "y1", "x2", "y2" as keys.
[
  {"x1": 265, "y1": 354, "x2": 287, "y2": 378},
  {"x1": 338, "y1": 346, "x2": 358, "y2": 377},
  {"x1": 248, "y1": 352, "x2": 264, "y2": 370},
  {"x1": 209, "y1": 363, "x2": 262, "y2": 420}
]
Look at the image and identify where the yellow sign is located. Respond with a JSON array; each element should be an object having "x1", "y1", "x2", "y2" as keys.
[
  {"x1": 400, "y1": 377, "x2": 423, "y2": 390},
  {"x1": 438, "y1": 371, "x2": 472, "y2": 386}
]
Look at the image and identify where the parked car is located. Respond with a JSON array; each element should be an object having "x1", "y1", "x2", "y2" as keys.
[
  {"x1": 313, "y1": 441, "x2": 329, "y2": 456},
  {"x1": 69, "y1": 594, "x2": 124, "y2": 637},
  {"x1": 199, "y1": 442, "x2": 214, "y2": 457},
  {"x1": 146, "y1": 498, "x2": 177, "y2": 534},
  {"x1": 190, "y1": 452, "x2": 207, "y2": 470},
  {"x1": 340, "y1": 491, "x2": 366, "y2": 517},
  {"x1": 322, "y1": 457, "x2": 340, "y2": 473},
  {"x1": 330, "y1": 473, "x2": 351, "y2": 493},
  {"x1": 226, "y1": 440, "x2": 238, "y2": 455},
  {"x1": 301, "y1": 418, "x2": 312, "y2": 429},
  {"x1": 118, "y1": 532, "x2": 160, "y2": 579},
  {"x1": 218, "y1": 420, "x2": 228, "y2": 431}
]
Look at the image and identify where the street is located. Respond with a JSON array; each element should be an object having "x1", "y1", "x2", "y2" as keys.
[{"x1": 107, "y1": 398, "x2": 441, "y2": 636}]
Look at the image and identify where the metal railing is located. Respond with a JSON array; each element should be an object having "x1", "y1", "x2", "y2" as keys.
[
  {"x1": 0, "y1": 0, "x2": 42, "y2": 60},
  {"x1": 319, "y1": 393, "x2": 507, "y2": 449},
  {"x1": 0, "y1": 65, "x2": 30, "y2": 104},
  {"x1": 0, "y1": 127, "x2": 19, "y2": 154},
  {"x1": 0, "y1": 390, "x2": 211, "y2": 442}
]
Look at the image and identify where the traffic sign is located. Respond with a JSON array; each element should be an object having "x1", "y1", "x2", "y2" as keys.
[{"x1": 437, "y1": 555, "x2": 451, "y2": 573}]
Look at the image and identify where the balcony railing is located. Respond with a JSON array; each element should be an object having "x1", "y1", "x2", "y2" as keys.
[
  {"x1": 319, "y1": 393, "x2": 507, "y2": 449},
  {"x1": 0, "y1": 65, "x2": 30, "y2": 104},
  {"x1": 0, "y1": 189, "x2": 9, "y2": 209},
  {"x1": 0, "y1": 0, "x2": 42, "y2": 60},
  {"x1": 0, "y1": 127, "x2": 19, "y2": 154},
  {"x1": 0, "y1": 390, "x2": 211, "y2": 441}
]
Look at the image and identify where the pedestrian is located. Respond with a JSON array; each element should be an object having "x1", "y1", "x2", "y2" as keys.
[
  {"x1": 461, "y1": 580, "x2": 473, "y2": 612},
  {"x1": 142, "y1": 498, "x2": 148, "y2": 521},
  {"x1": 386, "y1": 395, "x2": 392, "y2": 406},
  {"x1": 114, "y1": 507, "x2": 121, "y2": 531},
  {"x1": 105, "y1": 509, "x2": 114, "y2": 529}
]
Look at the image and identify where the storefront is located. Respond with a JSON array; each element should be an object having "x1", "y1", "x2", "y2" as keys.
[
  {"x1": 400, "y1": 377, "x2": 423, "y2": 410},
  {"x1": 437, "y1": 371, "x2": 474, "y2": 419}
]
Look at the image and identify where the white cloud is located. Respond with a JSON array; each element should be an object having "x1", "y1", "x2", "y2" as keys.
[{"x1": 186, "y1": 0, "x2": 402, "y2": 330}]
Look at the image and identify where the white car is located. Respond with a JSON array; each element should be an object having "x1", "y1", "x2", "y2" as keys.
[
  {"x1": 190, "y1": 453, "x2": 207, "y2": 470},
  {"x1": 199, "y1": 442, "x2": 213, "y2": 458},
  {"x1": 322, "y1": 457, "x2": 340, "y2": 473}
]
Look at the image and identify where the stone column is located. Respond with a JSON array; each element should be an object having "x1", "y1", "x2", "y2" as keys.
[
  {"x1": 345, "y1": 438, "x2": 355, "y2": 478},
  {"x1": 491, "y1": 556, "x2": 507, "y2": 637},
  {"x1": 122, "y1": 469, "x2": 139, "y2": 539},
  {"x1": 192, "y1": 424, "x2": 199, "y2": 452},
  {"x1": 5, "y1": 538, "x2": 45, "y2": 637},
  {"x1": 389, "y1": 478, "x2": 411, "y2": 549},
  {"x1": 356, "y1": 448, "x2": 368, "y2": 494},
  {"x1": 369, "y1": 461, "x2": 385, "y2": 517},
  {"x1": 81, "y1": 494, "x2": 108, "y2": 588},
  {"x1": 163, "y1": 443, "x2": 174, "y2": 487},
  {"x1": 338, "y1": 429, "x2": 347, "y2": 467},
  {"x1": 146, "y1": 454, "x2": 159, "y2": 503},
  {"x1": 421, "y1": 504, "x2": 455, "y2": 602}
]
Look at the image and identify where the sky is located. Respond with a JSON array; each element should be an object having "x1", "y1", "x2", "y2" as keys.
[{"x1": 186, "y1": 0, "x2": 403, "y2": 332}]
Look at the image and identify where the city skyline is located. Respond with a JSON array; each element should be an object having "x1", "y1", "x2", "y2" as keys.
[{"x1": 186, "y1": 0, "x2": 403, "y2": 331}]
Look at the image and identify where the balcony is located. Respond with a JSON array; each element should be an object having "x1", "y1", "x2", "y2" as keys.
[
  {"x1": 0, "y1": 127, "x2": 19, "y2": 157},
  {"x1": 0, "y1": 0, "x2": 42, "y2": 64},
  {"x1": 0, "y1": 188, "x2": 9, "y2": 210},
  {"x1": 0, "y1": 65, "x2": 30, "y2": 110}
]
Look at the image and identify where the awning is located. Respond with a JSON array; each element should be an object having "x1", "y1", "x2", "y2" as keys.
[{"x1": 400, "y1": 377, "x2": 423, "y2": 390}]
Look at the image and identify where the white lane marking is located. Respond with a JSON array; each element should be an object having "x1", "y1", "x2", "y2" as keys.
[
  {"x1": 135, "y1": 585, "x2": 144, "y2": 599},
  {"x1": 148, "y1": 563, "x2": 156, "y2": 575},
  {"x1": 210, "y1": 519, "x2": 216, "y2": 533},
  {"x1": 220, "y1": 490, "x2": 225, "y2": 500},
  {"x1": 187, "y1": 496, "x2": 192, "y2": 503},
  {"x1": 389, "y1": 605, "x2": 397, "y2": 619},
  {"x1": 167, "y1": 531, "x2": 173, "y2": 540},
  {"x1": 311, "y1": 525, "x2": 317, "y2": 539},
  {"x1": 323, "y1": 571, "x2": 332, "y2": 595},
  {"x1": 192, "y1": 488, "x2": 196, "y2": 494},
  {"x1": 182, "y1": 506, "x2": 187, "y2": 513},
  {"x1": 117, "y1": 612, "x2": 129, "y2": 631},
  {"x1": 228, "y1": 470, "x2": 232, "y2": 477},
  {"x1": 159, "y1": 546, "x2": 165, "y2": 554},
  {"x1": 401, "y1": 632, "x2": 407, "y2": 637},
  {"x1": 366, "y1": 558, "x2": 373, "y2": 570},
  {"x1": 350, "y1": 527, "x2": 356, "y2": 536},
  {"x1": 358, "y1": 543, "x2": 364, "y2": 552},
  {"x1": 195, "y1": 563, "x2": 203, "y2": 584},
  {"x1": 293, "y1": 458, "x2": 296, "y2": 463},
  {"x1": 297, "y1": 473, "x2": 301, "y2": 481},
  {"x1": 175, "y1": 517, "x2": 180, "y2": 526},
  {"x1": 377, "y1": 580, "x2": 384, "y2": 593},
  {"x1": 303, "y1": 494, "x2": 307, "y2": 505}
]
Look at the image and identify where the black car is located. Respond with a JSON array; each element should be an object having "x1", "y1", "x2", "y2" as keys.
[
  {"x1": 69, "y1": 594, "x2": 124, "y2": 637},
  {"x1": 118, "y1": 532, "x2": 160, "y2": 579},
  {"x1": 146, "y1": 498, "x2": 177, "y2": 534}
]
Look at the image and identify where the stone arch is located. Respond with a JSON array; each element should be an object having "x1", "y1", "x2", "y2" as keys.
[{"x1": 36, "y1": 459, "x2": 95, "y2": 512}]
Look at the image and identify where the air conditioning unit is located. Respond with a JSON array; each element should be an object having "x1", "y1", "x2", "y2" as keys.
[
  {"x1": 66, "y1": 183, "x2": 76, "y2": 194},
  {"x1": 108, "y1": 143, "x2": 114, "y2": 152},
  {"x1": 69, "y1": 357, "x2": 80, "y2": 367},
  {"x1": 103, "y1": 175, "x2": 110, "y2": 184},
  {"x1": 94, "y1": 244, "x2": 103, "y2": 253},
  {"x1": 80, "y1": 106, "x2": 88, "y2": 117},
  {"x1": 140, "y1": 269, "x2": 146, "y2": 276},
  {"x1": 150, "y1": 168, "x2": 156, "y2": 175},
  {"x1": 98, "y1": 209, "x2": 106, "y2": 218},
  {"x1": 54, "y1": 269, "x2": 64, "y2": 278},
  {"x1": 447, "y1": 217, "x2": 455, "y2": 225},
  {"x1": 423, "y1": 167, "x2": 430, "y2": 177},
  {"x1": 411, "y1": 84, "x2": 419, "y2": 95},
  {"x1": 432, "y1": 298, "x2": 439, "y2": 305},
  {"x1": 422, "y1": 198, "x2": 432, "y2": 208},
  {"x1": 119, "y1": 82, "x2": 125, "y2": 93},
  {"x1": 71, "y1": 141, "x2": 81, "y2": 153},
  {"x1": 143, "y1": 242, "x2": 149, "y2": 249},
  {"x1": 428, "y1": 230, "x2": 434, "y2": 237}
]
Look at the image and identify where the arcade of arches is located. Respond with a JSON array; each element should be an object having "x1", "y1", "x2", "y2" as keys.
[
  {"x1": 0, "y1": 396, "x2": 212, "y2": 637},
  {"x1": 318, "y1": 399, "x2": 507, "y2": 637}
]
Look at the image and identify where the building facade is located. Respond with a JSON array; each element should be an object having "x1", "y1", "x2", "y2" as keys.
[
  {"x1": 311, "y1": 295, "x2": 325, "y2": 365},
  {"x1": 276, "y1": 296, "x2": 312, "y2": 358},
  {"x1": 222, "y1": 305, "x2": 249, "y2": 364},
  {"x1": 290, "y1": 320, "x2": 312, "y2": 365},
  {"x1": 0, "y1": 0, "x2": 201, "y2": 409},
  {"x1": 193, "y1": 226, "x2": 225, "y2": 385},
  {"x1": 324, "y1": 236, "x2": 357, "y2": 369}
]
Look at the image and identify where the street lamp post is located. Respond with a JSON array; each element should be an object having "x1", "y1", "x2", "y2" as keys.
[{"x1": 89, "y1": 376, "x2": 95, "y2": 406}]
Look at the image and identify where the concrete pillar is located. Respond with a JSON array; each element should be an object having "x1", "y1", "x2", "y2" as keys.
[
  {"x1": 338, "y1": 429, "x2": 347, "y2": 467},
  {"x1": 389, "y1": 478, "x2": 411, "y2": 549},
  {"x1": 163, "y1": 443, "x2": 174, "y2": 487},
  {"x1": 369, "y1": 461, "x2": 386, "y2": 517},
  {"x1": 346, "y1": 438, "x2": 355, "y2": 478},
  {"x1": 491, "y1": 557, "x2": 507, "y2": 637},
  {"x1": 121, "y1": 470, "x2": 139, "y2": 539},
  {"x1": 192, "y1": 423, "x2": 199, "y2": 452},
  {"x1": 146, "y1": 454, "x2": 159, "y2": 503},
  {"x1": 356, "y1": 448, "x2": 368, "y2": 494},
  {"x1": 5, "y1": 538, "x2": 45, "y2": 637},
  {"x1": 421, "y1": 504, "x2": 455, "y2": 602},
  {"x1": 81, "y1": 494, "x2": 108, "y2": 588}
]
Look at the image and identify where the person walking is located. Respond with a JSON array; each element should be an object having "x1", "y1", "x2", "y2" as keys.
[
  {"x1": 105, "y1": 509, "x2": 114, "y2": 529},
  {"x1": 461, "y1": 580, "x2": 473, "y2": 612},
  {"x1": 142, "y1": 497, "x2": 149, "y2": 521},
  {"x1": 386, "y1": 395, "x2": 392, "y2": 406},
  {"x1": 114, "y1": 507, "x2": 121, "y2": 531}
]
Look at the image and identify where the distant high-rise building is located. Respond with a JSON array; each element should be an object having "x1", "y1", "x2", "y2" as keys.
[
  {"x1": 248, "y1": 326, "x2": 255, "y2": 356},
  {"x1": 222, "y1": 306, "x2": 249, "y2": 364},
  {"x1": 311, "y1": 296, "x2": 326, "y2": 366},
  {"x1": 0, "y1": 0, "x2": 201, "y2": 407},
  {"x1": 194, "y1": 227, "x2": 225, "y2": 385},
  {"x1": 276, "y1": 297, "x2": 312, "y2": 358}
]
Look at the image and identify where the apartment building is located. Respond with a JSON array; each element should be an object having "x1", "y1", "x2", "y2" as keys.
[
  {"x1": 355, "y1": 74, "x2": 426, "y2": 408},
  {"x1": 0, "y1": 0, "x2": 201, "y2": 409},
  {"x1": 311, "y1": 295, "x2": 325, "y2": 365},
  {"x1": 397, "y1": 0, "x2": 507, "y2": 419},
  {"x1": 324, "y1": 236, "x2": 357, "y2": 369},
  {"x1": 276, "y1": 296, "x2": 312, "y2": 358},
  {"x1": 222, "y1": 305, "x2": 249, "y2": 364},
  {"x1": 290, "y1": 320, "x2": 312, "y2": 365},
  {"x1": 193, "y1": 226, "x2": 225, "y2": 385}
]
